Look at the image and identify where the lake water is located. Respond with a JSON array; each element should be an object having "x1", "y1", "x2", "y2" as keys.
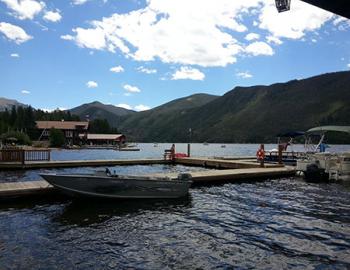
[{"x1": 1, "y1": 143, "x2": 350, "y2": 269}]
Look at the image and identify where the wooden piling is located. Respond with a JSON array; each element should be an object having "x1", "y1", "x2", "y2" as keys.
[{"x1": 278, "y1": 144, "x2": 284, "y2": 164}]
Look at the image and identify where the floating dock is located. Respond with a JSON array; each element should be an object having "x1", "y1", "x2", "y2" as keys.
[
  {"x1": 0, "y1": 156, "x2": 275, "y2": 170},
  {"x1": 150, "y1": 166, "x2": 295, "y2": 183},
  {"x1": 0, "y1": 180, "x2": 54, "y2": 198},
  {"x1": 0, "y1": 157, "x2": 296, "y2": 199},
  {"x1": 175, "y1": 157, "x2": 281, "y2": 169},
  {"x1": 0, "y1": 158, "x2": 168, "y2": 170}
]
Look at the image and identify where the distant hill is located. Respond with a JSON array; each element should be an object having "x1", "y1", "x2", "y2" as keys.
[
  {"x1": 69, "y1": 101, "x2": 136, "y2": 127},
  {"x1": 119, "y1": 71, "x2": 350, "y2": 142},
  {"x1": 0, "y1": 97, "x2": 27, "y2": 111},
  {"x1": 119, "y1": 93, "x2": 219, "y2": 141}
]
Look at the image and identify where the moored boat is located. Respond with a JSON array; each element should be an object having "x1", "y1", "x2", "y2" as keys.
[
  {"x1": 40, "y1": 170, "x2": 192, "y2": 199},
  {"x1": 296, "y1": 126, "x2": 350, "y2": 181}
]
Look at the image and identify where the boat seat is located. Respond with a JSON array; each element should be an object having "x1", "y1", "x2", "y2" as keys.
[{"x1": 105, "y1": 168, "x2": 118, "y2": 177}]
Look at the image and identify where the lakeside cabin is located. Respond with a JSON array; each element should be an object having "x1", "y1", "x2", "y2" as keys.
[
  {"x1": 36, "y1": 120, "x2": 89, "y2": 145},
  {"x1": 80, "y1": 133, "x2": 126, "y2": 146},
  {"x1": 36, "y1": 120, "x2": 126, "y2": 146}
]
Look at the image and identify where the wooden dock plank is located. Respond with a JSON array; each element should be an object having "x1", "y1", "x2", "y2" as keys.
[
  {"x1": 175, "y1": 157, "x2": 282, "y2": 169},
  {"x1": 0, "y1": 158, "x2": 169, "y2": 170},
  {"x1": 0, "y1": 180, "x2": 54, "y2": 198},
  {"x1": 0, "y1": 166, "x2": 295, "y2": 199},
  {"x1": 0, "y1": 156, "x2": 296, "y2": 200},
  {"x1": 149, "y1": 166, "x2": 295, "y2": 182}
]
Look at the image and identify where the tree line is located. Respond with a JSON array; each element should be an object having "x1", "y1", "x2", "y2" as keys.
[{"x1": 0, "y1": 106, "x2": 119, "y2": 145}]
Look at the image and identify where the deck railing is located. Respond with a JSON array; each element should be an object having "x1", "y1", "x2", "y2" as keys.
[
  {"x1": 24, "y1": 149, "x2": 50, "y2": 162},
  {"x1": 0, "y1": 149, "x2": 50, "y2": 163},
  {"x1": 0, "y1": 149, "x2": 23, "y2": 162}
]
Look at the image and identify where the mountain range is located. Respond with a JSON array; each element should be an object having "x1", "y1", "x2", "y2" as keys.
[
  {"x1": 119, "y1": 71, "x2": 350, "y2": 142},
  {"x1": 0, "y1": 97, "x2": 27, "y2": 111},
  {"x1": 1, "y1": 70, "x2": 349, "y2": 142},
  {"x1": 69, "y1": 101, "x2": 135, "y2": 126}
]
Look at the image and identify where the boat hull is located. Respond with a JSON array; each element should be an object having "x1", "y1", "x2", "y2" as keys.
[{"x1": 40, "y1": 174, "x2": 192, "y2": 199}]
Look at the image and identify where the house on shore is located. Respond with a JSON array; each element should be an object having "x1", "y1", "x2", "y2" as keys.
[
  {"x1": 36, "y1": 121, "x2": 89, "y2": 145},
  {"x1": 36, "y1": 120, "x2": 126, "y2": 146},
  {"x1": 81, "y1": 133, "x2": 126, "y2": 146}
]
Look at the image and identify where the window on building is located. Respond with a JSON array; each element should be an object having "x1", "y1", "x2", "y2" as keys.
[{"x1": 66, "y1": 130, "x2": 73, "y2": 138}]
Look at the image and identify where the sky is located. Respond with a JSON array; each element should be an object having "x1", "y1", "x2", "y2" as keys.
[{"x1": 0, "y1": 0, "x2": 349, "y2": 112}]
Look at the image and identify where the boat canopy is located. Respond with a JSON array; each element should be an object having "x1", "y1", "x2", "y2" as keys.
[{"x1": 307, "y1": 126, "x2": 350, "y2": 134}]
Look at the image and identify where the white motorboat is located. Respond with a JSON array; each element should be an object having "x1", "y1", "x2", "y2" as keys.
[{"x1": 296, "y1": 126, "x2": 350, "y2": 181}]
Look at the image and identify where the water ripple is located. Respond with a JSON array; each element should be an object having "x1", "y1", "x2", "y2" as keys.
[{"x1": 1, "y1": 175, "x2": 350, "y2": 269}]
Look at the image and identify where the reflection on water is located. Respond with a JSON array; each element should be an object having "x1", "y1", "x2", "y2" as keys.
[
  {"x1": 55, "y1": 196, "x2": 193, "y2": 227},
  {"x1": 1, "y1": 144, "x2": 350, "y2": 269}
]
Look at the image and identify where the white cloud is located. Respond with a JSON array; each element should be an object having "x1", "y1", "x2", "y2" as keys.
[
  {"x1": 72, "y1": 27, "x2": 107, "y2": 50},
  {"x1": 137, "y1": 66, "x2": 157, "y2": 74},
  {"x1": 171, "y1": 66, "x2": 205, "y2": 80},
  {"x1": 61, "y1": 34, "x2": 74, "y2": 40},
  {"x1": 333, "y1": 17, "x2": 347, "y2": 26},
  {"x1": 258, "y1": 1, "x2": 333, "y2": 39},
  {"x1": 0, "y1": 22, "x2": 32, "y2": 44},
  {"x1": 236, "y1": 71, "x2": 252, "y2": 79},
  {"x1": 245, "y1": 41, "x2": 274, "y2": 56},
  {"x1": 10, "y1": 53, "x2": 19, "y2": 57},
  {"x1": 347, "y1": 63, "x2": 350, "y2": 69},
  {"x1": 135, "y1": 104, "x2": 150, "y2": 111},
  {"x1": 332, "y1": 16, "x2": 350, "y2": 31},
  {"x1": 41, "y1": 107, "x2": 66, "y2": 112},
  {"x1": 21, "y1": 90, "x2": 30, "y2": 94},
  {"x1": 116, "y1": 103, "x2": 132, "y2": 110},
  {"x1": 62, "y1": 0, "x2": 334, "y2": 67},
  {"x1": 43, "y1": 10, "x2": 62, "y2": 22},
  {"x1": 40, "y1": 108, "x2": 53, "y2": 112},
  {"x1": 116, "y1": 103, "x2": 150, "y2": 111},
  {"x1": 110, "y1": 65, "x2": 124, "y2": 73},
  {"x1": 62, "y1": 0, "x2": 263, "y2": 67},
  {"x1": 72, "y1": 0, "x2": 88, "y2": 5},
  {"x1": 123, "y1": 84, "x2": 141, "y2": 93},
  {"x1": 266, "y1": 35, "x2": 282, "y2": 45},
  {"x1": 1, "y1": 0, "x2": 45, "y2": 20},
  {"x1": 124, "y1": 92, "x2": 132, "y2": 97},
  {"x1": 86, "y1": 81, "x2": 98, "y2": 88},
  {"x1": 245, "y1": 33, "x2": 260, "y2": 41}
]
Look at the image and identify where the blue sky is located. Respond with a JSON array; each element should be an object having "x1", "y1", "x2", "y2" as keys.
[{"x1": 0, "y1": 0, "x2": 349, "y2": 112}]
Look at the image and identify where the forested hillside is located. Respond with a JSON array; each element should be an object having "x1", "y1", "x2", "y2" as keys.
[{"x1": 119, "y1": 71, "x2": 350, "y2": 143}]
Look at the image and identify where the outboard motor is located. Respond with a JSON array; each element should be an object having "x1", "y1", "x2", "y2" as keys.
[
  {"x1": 177, "y1": 173, "x2": 192, "y2": 181},
  {"x1": 304, "y1": 163, "x2": 328, "y2": 182},
  {"x1": 105, "y1": 168, "x2": 112, "y2": 176}
]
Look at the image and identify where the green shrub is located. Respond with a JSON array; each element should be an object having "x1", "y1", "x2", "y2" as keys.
[
  {"x1": 49, "y1": 128, "x2": 65, "y2": 147},
  {"x1": 0, "y1": 131, "x2": 32, "y2": 145}
]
